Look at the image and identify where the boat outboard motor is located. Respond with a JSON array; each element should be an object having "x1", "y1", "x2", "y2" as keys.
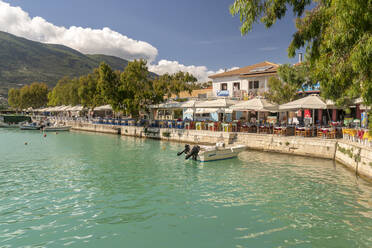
[
  {"x1": 185, "y1": 145, "x2": 200, "y2": 161},
  {"x1": 177, "y1": 144, "x2": 191, "y2": 156}
]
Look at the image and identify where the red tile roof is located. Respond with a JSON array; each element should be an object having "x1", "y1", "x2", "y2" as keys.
[{"x1": 209, "y1": 61, "x2": 279, "y2": 79}]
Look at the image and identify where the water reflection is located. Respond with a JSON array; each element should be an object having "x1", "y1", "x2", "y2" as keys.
[{"x1": 0, "y1": 130, "x2": 372, "y2": 248}]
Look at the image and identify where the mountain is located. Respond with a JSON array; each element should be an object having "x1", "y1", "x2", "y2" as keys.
[{"x1": 0, "y1": 31, "x2": 131, "y2": 95}]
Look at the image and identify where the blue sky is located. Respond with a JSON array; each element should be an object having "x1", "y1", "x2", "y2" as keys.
[{"x1": 3, "y1": 0, "x2": 303, "y2": 80}]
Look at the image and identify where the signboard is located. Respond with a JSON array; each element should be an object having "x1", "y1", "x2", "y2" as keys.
[
  {"x1": 304, "y1": 109, "x2": 311, "y2": 118},
  {"x1": 361, "y1": 112, "x2": 368, "y2": 128},
  {"x1": 216, "y1": 90, "x2": 229, "y2": 97}
]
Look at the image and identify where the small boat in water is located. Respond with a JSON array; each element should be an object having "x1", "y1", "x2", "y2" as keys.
[
  {"x1": 43, "y1": 125, "x2": 71, "y2": 132},
  {"x1": 20, "y1": 122, "x2": 41, "y2": 130},
  {"x1": 178, "y1": 143, "x2": 246, "y2": 162}
]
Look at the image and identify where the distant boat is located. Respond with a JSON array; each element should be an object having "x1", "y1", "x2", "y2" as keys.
[
  {"x1": 43, "y1": 125, "x2": 71, "y2": 132},
  {"x1": 20, "y1": 122, "x2": 41, "y2": 130},
  {"x1": 179, "y1": 143, "x2": 246, "y2": 162},
  {"x1": 197, "y1": 144, "x2": 246, "y2": 162}
]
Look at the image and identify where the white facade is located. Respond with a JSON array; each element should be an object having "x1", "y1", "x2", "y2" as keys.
[{"x1": 212, "y1": 75, "x2": 274, "y2": 98}]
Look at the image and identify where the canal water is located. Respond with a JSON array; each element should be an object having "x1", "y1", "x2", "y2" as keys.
[{"x1": 0, "y1": 129, "x2": 371, "y2": 248}]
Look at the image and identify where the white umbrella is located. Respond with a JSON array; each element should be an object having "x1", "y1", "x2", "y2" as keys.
[
  {"x1": 150, "y1": 101, "x2": 182, "y2": 109},
  {"x1": 231, "y1": 98, "x2": 278, "y2": 112},
  {"x1": 94, "y1": 105, "x2": 113, "y2": 111},
  {"x1": 195, "y1": 108, "x2": 222, "y2": 114},
  {"x1": 180, "y1": 100, "x2": 196, "y2": 108},
  {"x1": 279, "y1": 95, "x2": 328, "y2": 110},
  {"x1": 184, "y1": 108, "x2": 194, "y2": 115},
  {"x1": 195, "y1": 99, "x2": 237, "y2": 108},
  {"x1": 70, "y1": 105, "x2": 84, "y2": 111}
]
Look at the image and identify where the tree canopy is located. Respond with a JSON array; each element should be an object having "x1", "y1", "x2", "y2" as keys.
[
  {"x1": 7, "y1": 60, "x2": 198, "y2": 117},
  {"x1": 230, "y1": 0, "x2": 372, "y2": 106},
  {"x1": 8, "y1": 82, "x2": 48, "y2": 110},
  {"x1": 264, "y1": 62, "x2": 315, "y2": 104}
]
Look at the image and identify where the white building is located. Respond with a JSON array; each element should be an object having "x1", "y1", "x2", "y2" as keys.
[{"x1": 209, "y1": 61, "x2": 279, "y2": 99}]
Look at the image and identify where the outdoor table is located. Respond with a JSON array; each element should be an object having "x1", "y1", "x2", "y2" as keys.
[
  {"x1": 259, "y1": 126, "x2": 269, "y2": 134},
  {"x1": 177, "y1": 121, "x2": 183, "y2": 129},
  {"x1": 362, "y1": 131, "x2": 372, "y2": 145},
  {"x1": 222, "y1": 123, "x2": 231, "y2": 132},
  {"x1": 195, "y1": 122, "x2": 202, "y2": 130},
  {"x1": 167, "y1": 121, "x2": 173, "y2": 128},
  {"x1": 207, "y1": 122, "x2": 215, "y2": 131},
  {"x1": 231, "y1": 123, "x2": 238, "y2": 132},
  {"x1": 318, "y1": 128, "x2": 332, "y2": 138},
  {"x1": 240, "y1": 124, "x2": 249, "y2": 132},
  {"x1": 273, "y1": 126, "x2": 282, "y2": 135}
]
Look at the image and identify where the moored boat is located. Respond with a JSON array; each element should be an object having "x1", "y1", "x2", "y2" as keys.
[
  {"x1": 20, "y1": 122, "x2": 41, "y2": 130},
  {"x1": 178, "y1": 143, "x2": 246, "y2": 162},
  {"x1": 197, "y1": 144, "x2": 246, "y2": 162},
  {"x1": 43, "y1": 125, "x2": 71, "y2": 132}
]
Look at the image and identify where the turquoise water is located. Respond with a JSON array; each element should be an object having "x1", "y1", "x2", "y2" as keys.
[{"x1": 0, "y1": 129, "x2": 372, "y2": 248}]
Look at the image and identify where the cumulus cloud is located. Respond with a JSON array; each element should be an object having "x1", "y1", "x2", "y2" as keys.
[
  {"x1": 0, "y1": 1, "x2": 238, "y2": 82},
  {"x1": 149, "y1": 60, "x2": 239, "y2": 82},
  {"x1": 0, "y1": 0, "x2": 158, "y2": 62}
]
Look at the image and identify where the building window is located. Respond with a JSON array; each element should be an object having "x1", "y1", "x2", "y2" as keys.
[
  {"x1": 249, "y1": 81, "x2": 259, "y2": 89},
  {"x1": 233, "y1": 82, "x2": 240, "y2": 90},
  {"x1": 221, "y1": 83, "x2": 227, "y2": 91}
]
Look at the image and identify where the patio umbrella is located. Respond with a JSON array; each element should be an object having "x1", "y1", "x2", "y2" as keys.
[
  {"x1": 150, "y1": 101, "x2": 182, "y2": 109},
  {"x1": 230, "y1": 98, "x2": 278, "y2": 112},
  {"x1": 94, "y1": 105, "x2": 113, "y2": 111},
  {"x1": 179, "y1": 100, "x2": 196, "y2": 108},
  {"x1": 195, "y1": 99, "x2": 237, "y2": 108},
  {"x1": 279, "y1": 95, "x2": 327, "y2": 111}
]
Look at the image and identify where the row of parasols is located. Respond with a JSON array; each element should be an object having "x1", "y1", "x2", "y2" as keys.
[
  {"x1": 153, "y1": 95, "x2": 369, "y2": 113},
  {"x1": 28, "y1": 95, "x2": 369, "y2": 113},
  {"x1": 27, "y1": 104, "x2": 112, "y2": 112}
]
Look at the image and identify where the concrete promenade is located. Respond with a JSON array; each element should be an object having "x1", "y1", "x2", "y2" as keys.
[{"x1": 67, "y1": 121, "x2": 372, "y2": 182}]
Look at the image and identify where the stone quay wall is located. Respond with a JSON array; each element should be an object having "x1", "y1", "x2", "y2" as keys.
[
  {"x1": 68, "y1": 122, "x2": 372, "y2": 181},
  {"x1": 68, "y1": 121, "x2": 120, "y2": 134}
]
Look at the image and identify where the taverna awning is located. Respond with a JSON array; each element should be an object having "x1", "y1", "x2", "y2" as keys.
[
  {"x1": 66, "y1": 105, "x2": 84, "y2": 111},
  {"x1": 195, "y1": 99, "x2": 237, "y2": 108},
  {"x1": 231, "y1": 98, "x2": 278, "y2": 112},
  {"x1": 94, "y1": 105, "x2": 113, "y2": 111},
  {"x1": 180, "y1": 100, "x2": 196, "y2": 108},
  {"x1": 150, "y1": 101, "x2": 182, "y2": 109},
  {"x1": 279, "y1": 95, "x2": 329, "y2": 111},
  {"x1": 184, "y1": 108, "x2": 230, "y2": 114}
]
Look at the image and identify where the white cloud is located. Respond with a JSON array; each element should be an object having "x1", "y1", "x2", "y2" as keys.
[
  {"x1": 149, "y1": 60, "x2": 239, "y2": 82},
  {"x1": 0, "y1": 0, "x2": 158, "y2": 62},
  {"x1": 0, "y1": 1, "x2": 239, "y2": 82}
]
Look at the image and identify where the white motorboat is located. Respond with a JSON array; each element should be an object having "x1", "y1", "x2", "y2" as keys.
[
  {"x1": 197, "y1": 143, "x2": 246, "y2": 162},
  {"x1": 178, "y1": 143, "x2": 246, "y2": 162},
  {"x1": 20, "y1": 121, "x2": 41, "y2": 130},
  {"x1": 43, "y1": 123, "x2": 71, "y2": 132}
]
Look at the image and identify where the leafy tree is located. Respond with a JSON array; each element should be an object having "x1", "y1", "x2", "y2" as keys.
[
  {"x1": 8, "y1": 88, "x2": 21, "y2": 110},
  {"x1": 48, "y1": 77, "x2": 80, "y2": 106},
  {"x1": 230, "y1": 0, "x2": 372, "y2": 106},
  {"x1": 264, "y1": 77, "x2": 298, "y2": 104},
  {"x1": 78, "y1": 70, "x2": 103, "y2": 109},
  {"x1": 28, "y1": 82, "x2": 49, "y2": 108},
  {"x1": 8, "y1": 83, "x2": 48, "y2": 109},
  {"x1": 118, "y1": 59, "x2": 154, "y2": 117},
  {"x1": 154, "y1": 71, "x2": 197, "y2": 99},
  {"x1": 264, "y1": 62, "x2": 316, "y2": 104},
  {"x1": 96, "y1": 62, "x2": 121, "y2": 110}
]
